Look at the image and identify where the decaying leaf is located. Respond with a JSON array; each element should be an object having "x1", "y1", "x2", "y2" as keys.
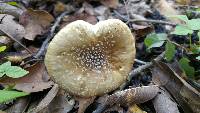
[
  {"x1": 176, "y1": 0, "x2": 191, "y2": 5},
  {"x1": 127, "y1": 104, "x2": 147, "y2": 113},
  {"x1": 46, "y1": 89, "x2": 75, "y2": 113},
  {"x1": 0, "y1": 63, "x2": 53, "y2": 93},
  {"x1": 0, "y1": 14, "x2": 25, "y2": 40},
  {"x1": 100, "y1": 0, "x2": 119, "y2": 9},
  {"x1": 19, "y1": 8, "x2": 54, "y2": 40},
  {"x1": 33, "y1": 84, "x2": 59, "y2": 113},
  {"x1": 61, "y1": 12, "x2": 97, "y2": 28},
  {"x1": 152, "y1": 61, "x2": 200, "y2": 113},
  {"x1": 153, "y1": 0, "x2": 181, "y2": 23},
  {"x1": 152, "y1": 87, "x2": 180, "y2": 113},
  {"x1": 76, "y1": 97, "x2": 95, "y2": 113}
]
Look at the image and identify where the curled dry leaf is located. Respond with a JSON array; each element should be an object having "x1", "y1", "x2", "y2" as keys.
[
  {"x1": 0, "y1": 14, "x2": 25, "y2": 41},
  {"x1": 152, "y1": 87, "x2": 180, "y2": 113},
  {"x1": 0, "y1": 63, "x2": 53, "y2": 93},
  {"x1": 19, "y1": 8, "x2": 54, "y2": 40},
  {"x1": 152, "y1": 61, "x2": 200, "y2": 113}
]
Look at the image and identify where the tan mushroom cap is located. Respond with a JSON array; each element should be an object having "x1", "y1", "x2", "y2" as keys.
[{"x1": 45, "y1": 19, "x2": 135, "y2": 97}]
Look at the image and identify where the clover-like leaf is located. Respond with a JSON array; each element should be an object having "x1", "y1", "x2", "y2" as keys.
[
  {"x1": 168, "y1": 15, "x2": 189, "y2": 22},
  {"x1": 0, "y1": 46, "x2": 6, "y2": 53},
  {"x1": 0, "y1": 62, "x2": 11, "y2": 77},
  {"x1": 0, "y1": 61, "x2": 28, "y2": 78},
  {"x1": 178, "y1": 57, "x2": 195, "y2": 78},
  {"x1": 6, "y1": 66, "x2": 29, "y2": 78},
  {"x1": 144, "y1": 33, "x2": 167, "y2": 49},
  {"x1": 171, "y1": 25, "x2": 193, "y2": 35},
  {"x1": 187, "y1": 19, "x2": 200, "y2": 30},
  {"x1": 165, "y1": 41, "x2": 176, "y2": 61},
  {"x1": 0, "y1": 90, "x2": 29, "y2": 103}
]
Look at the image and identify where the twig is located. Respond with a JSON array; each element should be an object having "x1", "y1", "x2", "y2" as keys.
[
  {"x1": 34, "y1": 11, "x2": 68, "y2": 59},
  {"x1": 127, "y1": 19, "x2": 177, "y2": 26},
  {"x1": 113, "y1": 10, "x2": 176, "y2": 26},
  {"x1": 122, "y1": 0, "x2": 130, "y2": 20},
  {"x1": 0, "y1": 29, "x2": 33, "y2": 54},
  {"x1": 120, "y1": 52, "x2": 165, "y2": 90},
  {"x1": 134, "y1": 59, "x2": 148, "y2": 65}
]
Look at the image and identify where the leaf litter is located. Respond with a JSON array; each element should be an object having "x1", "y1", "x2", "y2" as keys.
[{"x1": 0, "y1": 0, "x2": 199, "y2": 113}]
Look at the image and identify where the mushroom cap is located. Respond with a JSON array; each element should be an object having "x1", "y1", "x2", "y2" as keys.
[{"x1": 45, "y1": 19, "x2": 135, "y2": 97}]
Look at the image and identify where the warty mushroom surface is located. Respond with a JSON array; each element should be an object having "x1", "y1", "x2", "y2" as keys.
[{"x1": 45, "y1": 19, "x2": 135, "y2": 97}]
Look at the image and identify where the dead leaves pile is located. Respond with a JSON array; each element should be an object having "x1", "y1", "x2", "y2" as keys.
[{"x1": 0, "y1": 0, "x2": 200, "y2": 113}]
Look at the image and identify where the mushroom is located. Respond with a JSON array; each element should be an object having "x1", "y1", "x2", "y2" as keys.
[{"x1": 45, "y1": 19, "x2": 135, "y2": 98}]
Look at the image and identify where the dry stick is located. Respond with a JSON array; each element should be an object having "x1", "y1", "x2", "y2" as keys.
[
  {"x1": 127, "y1": 19, "x2": 177, "y2": 26},
  {"x1": 113, "y1": 10, "x2": 176, "y2": 26},
  {"x1": 0, "y1": 29, "x2": 33, "y2": 54},
  {"x1": 120, "y1": 52, "x2": 165, "y2": 90},
  {"x1": 34, "y1": 11, "x2": 68, "y2": 59}
]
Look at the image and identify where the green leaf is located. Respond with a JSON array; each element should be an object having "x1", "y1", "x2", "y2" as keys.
[
  {"x1": 0, "y1": 62, "x2": 11, "y2": 77},
  {"x1": 0, "y1": 90, "x2": 29, "y2": 103},
  {"x1": 144, "y1": 33, "x2": 167, "y2": 49},
  {"x1": 191, "y1": 45, "x2": 200, "y2": 54},
  {"x1": 196, "y1": 56, "x2": 200, "y2": 60},
  {"x1": 6, "y1": 66, "x2": 29, "y2": 78},
  {"x1": 6, "y1": 2, "x2": 19, "y2": 7},
  {"x1": 0, "y1": 46, "x2": 6, "y2": 52},
  {"x1": 168, "y1": 15, "x2": 189, "y2": 22},
  {"x1": 179, "y1": 57, "x2": 195, "y2": 78},
  {"x1": 171, "y1": 25, "x2": 193, "y2": 35},
  {"x1": 0, "y1": 61, "x2": 28, "y2": 78},
  {"x1": 187, "y1": 19, "x2": 200, "y2": 30},
  {"x1": 165, "y1": 41, "x2": 176, "y2": 61}
]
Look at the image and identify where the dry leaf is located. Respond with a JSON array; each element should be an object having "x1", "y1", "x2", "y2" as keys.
[
  {"x1": 75, "y1": 97, "x2": 95, "y2": 113},
  {"x1": 127, "y1": 104, "x2": 147, "y2": 113},
  {"x1": 19, "y1": 8, "x2": 54, "y2": 40},
  {"x1": 176, "y1": 0, "x2": 191, "y2": 5},
  {"x1": 0, "y1": 63, "x2": 53, "y2": 93},
  {"x1": 53, "y1": 1, "x2": 66, "y2": 15},
  {"x1": 152, "y1": 61, "x2": 200, "y2": 113},
  {"x1": 33, "y1": 84, "x2": 59, "y2": 113},
  {"x1": 61, "y1": 12, "x2": 97, "y2": 28},
  {"x1": 100, "y1": 0, "x2": 119, "y2": 9},
  {"x1": 0, "y1": 14, "x2": 25, "y2": 40},
  {"x1": 131, "y1": 24, "x2": 154, "y2": 39},
  {"x1": 152, "y1": 87, "x2": 179, "y2": 113},
  {"x1": 46, "y1": 89, "x2": 75, "y2": 113}
]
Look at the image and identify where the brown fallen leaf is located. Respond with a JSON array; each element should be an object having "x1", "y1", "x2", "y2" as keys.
[
  {"x1": 19, "y1": 8, "x2": 54, "y2": 40},
  {"x1": 152, "y1": 61, "x2": 200, "y2": 113},
  {"x1": 153, "y1": 0, "x2": 181, "y2": 23},
  {"x1": 61, "y1": 12, "x2": 97, "y2": 28},
  {"x1": 33, "y1": 84, "x2": 59, "y2": 113},
  {"x1": 76, "y1": 97, "x2": 95, "y2": 113},
  {"x1": 131, "y1": 24, "x2": 154, "y2": 39},
  {"x1": 0, "y1": 14, "x2": 25, "y2": 41},
  {"x1": 0, "y1": 62, "x2": 53, "y2": 93},
  {"x1": 127, "y1": 104, "x2": 147, "y2": 113},
  {"x1": 100, "y1": 0, "x2": 119, "y2": 9},
  {"x1": 152, "y1": 87, "x2": 180, "y2": 113},
  {"x1": 176, "y1": 0, "x2": 191, "y2": 5},
  {"x1": 46, "y1": 89, "x2": 75, "y2": 113}
]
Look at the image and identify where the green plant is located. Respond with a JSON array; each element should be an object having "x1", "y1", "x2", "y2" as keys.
[
  {"x1": 0, "y1": 46, "x2": 29, "y2": 103},
  {"x1": 144, "y1": 15, "x2": 200, "y2": 78}
]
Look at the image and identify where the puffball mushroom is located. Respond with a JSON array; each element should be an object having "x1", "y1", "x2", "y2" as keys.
[{"x1": 45, "y1": 19, "x2": 135, "y2": 97}]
